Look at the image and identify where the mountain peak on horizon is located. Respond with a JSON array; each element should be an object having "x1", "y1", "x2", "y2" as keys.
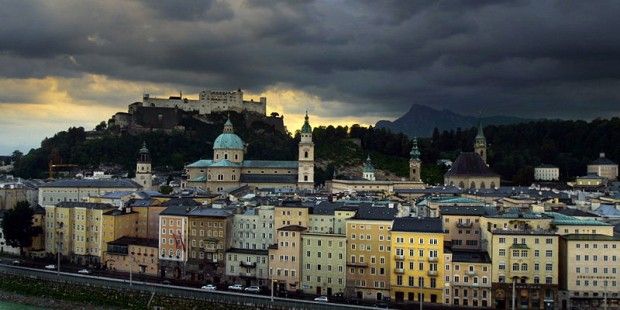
[{"x1": 376, "y1": 104, "x2": 530, "y2": 137}]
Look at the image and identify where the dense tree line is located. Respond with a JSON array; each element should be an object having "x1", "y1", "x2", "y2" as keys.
[{"x1": 11, "y1": 114, "x2": 620, "y2": 185}]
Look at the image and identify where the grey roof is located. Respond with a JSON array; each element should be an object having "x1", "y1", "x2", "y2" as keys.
[
  {"x1": 353, "y1": 206, "x2": 397, "y2": 221},
  {"x1": 451, "y1": 250, "x2": 492, "y2": 263},
  {"x1": 554, "y1": 208, "x2": 598, "y2": 218},
  {"x1": 240, "y1": 174, "x2": 298, "y2": 184},
  {"x1": 536, "y1": 164, "x2": 558, "y2": 169},
  {"x1": 162, "y1": 197, "x2": 201, "y2": 208},
  {"x1": 128, "y1": 198, "x2": 161, "y2": 207},
  {"x1": 590, "y1": 156, "x2": 617, "y2": 166},
  {"x1": 57, "y1": 201, "x2": 115, "y2": 210},
  {"x1": 187, "y1": 207, "x2": 233, "y2": 218},
  {"x1": 391, "y1": 217, "x2": 444, "y2": 233},
  {"x1": 242, "y1": 160, "x2": 299, "y2": 169},
  {"x1": 160, "y1": 205, "x2": 192, "y2": 216},
  {"x1": 40, "y1": 178, "x2": 142, "y2": 189},
  {"x1": 562, "y1": 234, "x2": 620, "y2": 241},
  {"x1": 444, "y1": 152, "x2": 499, "y2": 177},
  {"x1": 440, "y1": 206, "x2": 490, "y2": 216}
]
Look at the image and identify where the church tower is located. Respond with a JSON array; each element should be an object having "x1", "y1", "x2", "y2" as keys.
[
  {"x1": 474, "y1": 120, "x2": 487, "y2": 164},
  {"x1": 363, "y1": 155, "x2": 376, "y2": 181},
  {"x1": 135, "y1": 142, "x2": 153, "y2": 190},
  {"x1": 298, "y1": 111, "x2": 315, "y2": 190},
  {"x1": 409, "y1": 137, "x2": 422, "y2": 182}
]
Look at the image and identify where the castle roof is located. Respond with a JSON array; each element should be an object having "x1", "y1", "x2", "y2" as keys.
[
  {"x1": 590, "y1": 153, "x2": 616, "y2": 166},
  {"x1": 444, "y1": 152, "x2": 499, "y2": 178}
]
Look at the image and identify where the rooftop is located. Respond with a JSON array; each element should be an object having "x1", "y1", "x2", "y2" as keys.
[
  {"x1": 352, "y1": 206, "x2": 398, "y2": 221},
  {"x1": 56, "y1": 202, "x2": 114, "y2": 210},
  {"x1": 562, "y1": 234, "x2": 620, "y2": 241},
  {"x1": 451, "y1": 250, "x2": 491, "y2": 263},
  {"x1": 444, "y1": 152, "x2": 499, "y2": 178},
  {"x1": 545, "y1": 212, "x2": 610, "y2": 226},
  {"x1": 391, "y1": 217, "x2": 444, "y2": 233},
  {"x1": 40, "y1": 178, "x2": 142, "y2": 189},
  {"x1": 226, "y1": 248, "x2": 269, "y2": 256},
  {"x1": 440, "y1": 206, "x2": 490, "y2": 216}
]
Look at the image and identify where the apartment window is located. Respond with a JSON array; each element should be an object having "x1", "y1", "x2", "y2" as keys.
[
  {"x1": 545, "y1": 250, "x2": 552, "y2": 257},
  {"x1": 546, "y1": 264, "x2": 552, "y2": 271}
]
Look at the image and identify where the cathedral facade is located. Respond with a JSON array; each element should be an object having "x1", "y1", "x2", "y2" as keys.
[{"x1": 185, "y1": 113, "x2": 315, "y2": 192}]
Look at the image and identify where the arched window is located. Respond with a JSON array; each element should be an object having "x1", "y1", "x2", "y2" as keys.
[
  {"x1": 224, "y1": 154, "x2": 228, "y2": 160},
  {"x1": 216, "y1": 154, "x2": 219, "y2": 159},
  {"x1": 480, "y1": 182, "x2": 486, "y2": 189},
  {"x1": 304, "y1": 175, "x2": 308, "y2": 181},
  {"x1": 458, "y1": 181, "x2": 465, "y2": 188},
  {"x1": 304, "y1": 151, "x2": 309, "y2": 158},
  {"x1": 490, "y1": 182, "x2": 496, "y2": 188},
  {"x1": 470, "y1": 181, "x2": 476, "y2": 189},
  {"x1": 235, "y1": 154, "x2": 238, "y2": 160}
]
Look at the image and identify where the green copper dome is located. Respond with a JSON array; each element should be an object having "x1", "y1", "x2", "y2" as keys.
[
  {"x1": 213, "y1": 117, "x2": 244, "y2": 150},
  {"x1": 301, "y1": 111, "x2": 312, "y2": 133},
  {"x1": 363, "y1": 155, "x2": 375, "y2": 173}
]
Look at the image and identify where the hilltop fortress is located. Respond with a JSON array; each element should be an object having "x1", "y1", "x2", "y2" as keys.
[
  {"x1": 141, "y1": 89, "x2": 266, "y2": 115},
  {"x1": 109, "y1": 89, "x2": 282, "y2": 134}
]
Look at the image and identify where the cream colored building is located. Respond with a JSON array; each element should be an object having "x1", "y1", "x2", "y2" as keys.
[
  {"x1": 226, "y1": 248, "x2": 269, "y2": 287},
  {"x1": 481, "y1": 213, "x2": 559, "y2": 309},
  {"x1": 38, "y1": 179, "x2": 142, "y2": 206},
  {"x1": 587, "y1": 152, "x2": 618, "y2": 180},
  {"x1": 441, "y1": 205, "x2": 487, "y2": 250},
  {"x1": 44, "y1": 202, "x2": 116, "y2": 265},
  {"x1": 231, "y1": 205, "x2": 275, "y2": 250},
  {"x1": 445, "y1": 250, "x2": 492, "y2": 308},
  {"x1": 534, "y1": 165, "x2": 560, "y2": 181},
  {"x1": 104, "y1": 237, "x2": 159, "y2": 276},
  {"x1": 301, "y1": 233, "x2": 347, "y2": 296},
  {"x1": 142, "y1": 89, "x2": 266, "y2": 115}
]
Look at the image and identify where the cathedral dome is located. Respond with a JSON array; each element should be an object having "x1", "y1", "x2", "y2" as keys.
[
  {"x1": 213, "y1": 117, "x2": 244, "y2": 150},
  {"x1": 213, "y1": 133, "x2": 244, "y2": 150}
]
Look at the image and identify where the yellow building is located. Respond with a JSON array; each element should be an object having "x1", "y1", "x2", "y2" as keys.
[
  {"x1": 102, "y1": 208, "x2": 139, "y2": 250},
  {"x1": 390, "y1": 217, "x2": 445, "y2": 304},
  {"x1": 346, "y1": 207, "x2": 397, "y2": 301},
  {"x1": 104, "y1": 236, "x2": 159, "y2": 276},
  {"x1": 44, "y1": 202, "x2": 115, "y2": 265},
  {"x1": 269, "y1": 225, "x2": 306, "y2": 292},
  {"x1": 274, "y1": 202, "x2": 310, "y2": 230}
]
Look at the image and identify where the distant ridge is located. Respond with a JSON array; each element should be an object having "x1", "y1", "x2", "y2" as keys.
[{"x1": 375, "y1": 104, "x2": 531, "y2": 137}]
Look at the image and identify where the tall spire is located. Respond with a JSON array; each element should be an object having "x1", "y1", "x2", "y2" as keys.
[
  {"x1": 410, "y1": 137, "x2": 420, "y2": 160},
  {"x1": 301, "y1": 110, "x2": 312, "y2": 133},
  {"x1": 476, "y1": 118, "x2": 485, "y2": 139}
]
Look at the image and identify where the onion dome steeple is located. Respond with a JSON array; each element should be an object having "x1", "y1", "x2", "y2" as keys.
[
  {"x1": 410, "y1": 137, "x2": 421, "y2": 160},
  {"x1": 301, "y1": 111, "x2": 312, "y2": 134}
]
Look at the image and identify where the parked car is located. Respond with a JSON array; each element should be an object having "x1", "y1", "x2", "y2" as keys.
[
  {"x1": 45, "y1": 264, "x2": 56, "y2": 270},
  {"x1": 77, "y1": 269, "x2": 91, "y2": 274},
  {"x1": 244, "y1": 286, "x2": 260, "y2": 293},
  {"x1": 314, "y1": 296, "x2": 329, "y2": 302},
  {"x1": 162, "y1": 280, "x2": 171, "y2": 285},
  {"x1": 11, "y1": 260, "x2": 22, "y2": 265},
  {"x1": 228, "y1": 284, "x2": 244, "y2": 291},
  {"x1": 201, "y1": 284, "x2": 217, "y2": 291}
]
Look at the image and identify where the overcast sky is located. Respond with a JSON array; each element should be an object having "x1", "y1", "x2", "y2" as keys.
[{"x1": 1, "y1": 0, "x2": 620, "y2": 154}]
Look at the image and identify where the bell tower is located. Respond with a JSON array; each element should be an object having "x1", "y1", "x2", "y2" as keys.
[
  {"x1": 298, "y1": 111, "x2": 314, "y2": 190},
  {"x1": 474, "y1": 120, "x2": 487, "y2": 164},
  {"x1": 409, "y1": 137, "x2": 422, "y2": 182},
  {"x1": 135, "y1": 142, "x2": 153, "y2": 190}
]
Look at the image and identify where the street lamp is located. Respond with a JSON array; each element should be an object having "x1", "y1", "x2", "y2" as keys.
[{"x1": 56, "y1": 221, "x2": 64, "y2": 276}]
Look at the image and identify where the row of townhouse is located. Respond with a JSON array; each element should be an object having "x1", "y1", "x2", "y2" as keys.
[{"x1": 40, "y1": 196, "x2": 620, "y2": 309}]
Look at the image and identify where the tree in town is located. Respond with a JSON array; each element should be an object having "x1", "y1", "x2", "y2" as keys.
[{"x1": 0, "y1": 201, "x2": 36, "y2": 256}]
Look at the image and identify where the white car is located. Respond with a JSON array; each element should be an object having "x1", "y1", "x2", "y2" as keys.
[
  {"x1": 244, "y1": 286, "x2": 260, "y2": 293},
  {"x1": 77, "y1": 269, "x2": 91, "y2": 274},
  {"x1": 201, "y1": 284, "x2": 217, "y2": 291},
  {"x1": 228, "y1": 284, "x2": 244, "y2": 291},
  {"x1": 314, "y1": 296, "x2": 329, "y2": 302},
  {"x1": 45, "y1": 264, "x2": 56, "y2": 270}
]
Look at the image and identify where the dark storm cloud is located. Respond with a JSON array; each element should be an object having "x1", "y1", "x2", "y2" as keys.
[{"x1": 1, "y1": 0, "x2": 620, "y2": 119}]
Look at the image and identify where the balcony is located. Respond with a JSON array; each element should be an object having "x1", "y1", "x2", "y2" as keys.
[
  {"x1": 456, "y1": 221, "x2": 473, "y2": 228},
  {"x1": 427, "y1": 270, "x2": 438, "y2": 277},
  {"x1": 466, "y1": 270, "x2": 477, "y2": 276},
  {"x1": 346, "y1": 261, "x2": 368, "y2": 267},
  {"x1": 394, "y1": 268, "x2": 404, "y2": 274},
  {"x1": 240, "y1": 261, "x2": 257, "y2": 268},
  {"x1": 394, "y1": 254, "x2": 404, "y2": 260},
  {"x1": 427, "y1": 256, "x2": 439, "y2": 262}
]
